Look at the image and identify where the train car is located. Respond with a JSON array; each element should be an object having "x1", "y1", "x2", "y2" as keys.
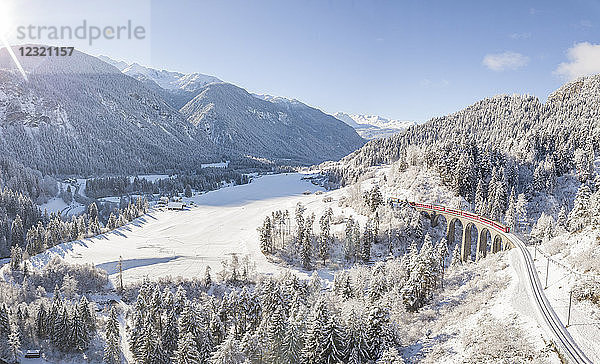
[
  {"x1": 462, "y1": 211, "x2": 479, "y2": 220},
  {"x1": 492, "y1": 222, "x2": 510, "y2": 233},
  {"x1": 446, "y1": 208, "x2": 460, "y2": 215},
  {"x1": 432, "y1": 205, "x2": 445, "y2": 211},
  {"x1": 479, "y1": 216, "x2": 494, "y2": 225}
]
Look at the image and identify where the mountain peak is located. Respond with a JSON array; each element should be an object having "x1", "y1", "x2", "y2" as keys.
[
  {"x1": 98, "y1": 56, "x2": 222, "y2": 94},
  {"x1": 333, "y1": 111, "x2": 415, "y2": 139}
]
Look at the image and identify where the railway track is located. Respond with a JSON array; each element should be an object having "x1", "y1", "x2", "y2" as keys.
[
  {"x1": 401, "y1": 200, "x2": 591, "y2": 363},
  {"x1": 507, "y1": 233, "x2": 592, "y2": 364}
]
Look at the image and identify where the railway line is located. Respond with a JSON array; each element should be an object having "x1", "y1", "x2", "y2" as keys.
[
  {"x1": 400, "y1": 199, "x2": 592, "y2": 363},
  {"x1": 507, "y1": 233, "x2": 592, "y2": 364}
]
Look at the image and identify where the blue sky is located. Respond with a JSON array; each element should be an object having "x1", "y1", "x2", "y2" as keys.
[
  {"x1": 4, "y1": 0, "x2": 600, "y2": 122},
  {"x1": 148, "y1": 0, "x2": 600, "y2": 121}
]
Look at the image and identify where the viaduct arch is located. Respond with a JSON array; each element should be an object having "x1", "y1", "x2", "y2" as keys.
[{"x1": 393, "y1": 200, "x2": 515, "y2": 262}]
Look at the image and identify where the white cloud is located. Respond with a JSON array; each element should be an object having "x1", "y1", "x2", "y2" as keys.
[
  {"x1": 482, "y1": 51, "x2": 529, "y2": 71},
  {"x1": 555, "y1": 42, "x2": 600, "y2": 80}
]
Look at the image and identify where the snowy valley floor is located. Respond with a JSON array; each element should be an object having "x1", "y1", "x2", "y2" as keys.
[
  {"x1": 7, "y1": 169, "x2": 584, "y2": 362},
  {"x1": 27, "y1": 173, "x2": 326, "y2": 283}
]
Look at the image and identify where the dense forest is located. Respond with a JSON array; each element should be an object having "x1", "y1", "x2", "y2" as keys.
[
  {"x1": 325, "y1": 75, "x2": 600, "y2": 235},
  {"x1": 85, "y1": 169, "x2": 250, "y2": 199}
]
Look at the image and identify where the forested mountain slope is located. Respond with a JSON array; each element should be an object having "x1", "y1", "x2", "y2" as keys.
[
  {"x1": 99, "y1": 55, "x2": 367, "y2": 165},
  {"x1": 99, "y1": 56, "x2": 222, "y2": 109},
  {"x1": 181, "y1": 82, "x2": 365, "y2": 164},
  {"x1": 0, "y1": 47, "x2": 220, "y2": 175},
  {"x1": 331, "y1": 75, "x2": 599, "y2": 184},
  {"x1": 323, "y1": 75, "x2": 599, "y2": 240}
]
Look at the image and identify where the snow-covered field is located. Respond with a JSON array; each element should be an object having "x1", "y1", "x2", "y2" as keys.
[{"x1": 29, "y1": 173, "x2": 326, "y2": 284}]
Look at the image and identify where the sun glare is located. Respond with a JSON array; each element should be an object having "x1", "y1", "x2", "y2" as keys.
[
  {"x1": 0, "y1": 0, "x2": 28, "y2": 82},
  {"x1": 0, "y1": 0, "x2": 13, "y2": 36}
]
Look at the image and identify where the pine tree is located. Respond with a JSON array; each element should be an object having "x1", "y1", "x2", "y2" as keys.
[
  {"x1": 451, "y1": 244, "x2": 462, "y2": 267},
  {"x1": 149, "y1": 335, "x2": 170, "y2": 364},
  {"x1": 53, "y1": 306, "x2": 71, "y2": 351},
  {"x1": 320, "y1": 315, "x2": 347, "y2": 364},
  {"x1": 436, "y1": 238, "x2": 449, "y2": 286},
  {"x1": 107, "y1": 213, "x2": 117, "y2": 230},
  {"x1": 71, "y1": 313, "x2": 90, "y2": 351},
  {"x1": 176, "y1": 332, "x2": 201, "y2": 364},
  {"x1": 475, "y1": 179, "x2": 487, "y2": 215},
  {"x1": 342, "y1": 274, "x2": 353, "y2": 299},
  {"x1": 209, "y1": 314, "x2": 226, "y2": 348},
  {"x1": 9, "y1": 245, "x2": 22, "y2": 271},
  {"x1": 505, "y1": 187, "x2": 517, "y2": 231},
  {"x1": 344, "y1": 216, "x2": 355, "y2": 262},
  {"x1": 104, "y1": 307, "x2": 121, "y2": 364},
  {"x1": 302, "y1": 301, "x2": 327, "y2": 364},
  {"x1": 282, "y1": 316, "x2": 303, "y2": 363},
  {"x1": 568, "y1": 184, "x2": 592, "y2": 232},
  {"x1": 89, "y1": 202, "x2": 99, "y2": 222},
  {"x1": 36, "y1": 302, "x2": 48, "y2": 339},
  {"x1": 362, "y1": 218, "x2": 374, "y2": 262},
  {"x1": 10, "y1": 214, "x2": 24, "y2": 247},
  {"x1": 491, "y1": 171, "x2": 508, "y2": 221},
  {"x1": 346, "y1": 310, "x2": 371, "y2": 364},
  {"x1": 258, "y1": 216, "x2": 273, "y2": 254},
  {"x1": 369, "y1": 186, "x2": 383, "y2": 212},
  {"x1": 209, "y1": 329, "x2": 245, "y2": 364},
  {"x1": 515, "y1": 193, "x2": 528, "y2": 232},
  {"x1": 7, "y1": 323, "x2": 21, "y2": 364},
  {"x1": 0, "y1": 303, "x2": 10, "y2": 336},
  {"x1": 162, "y1": 309, "x2": 178, "y2": 359},
  {"x1": 366, "y1": 306, "x2": 389, "y2": 359},
  {"x1": 301, "y1": 226, "x2": 312, "y2": 270},
  {"x1": 318, "y1": 210, "x2": 332, "y2": 265},
  {"x1": 265, "y1": 306, "x2": 287, "y2": 363},
  {"x1": 556, "y1": 206, "x2": 567, "y2": 231},
  {"x1": 352, "y1": 220, "x2": 361, "y2": 263}
]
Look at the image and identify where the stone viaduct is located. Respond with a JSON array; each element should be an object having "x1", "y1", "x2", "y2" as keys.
[{"x1": 391, "y1": 200, "x2": 515, "y2": 261}]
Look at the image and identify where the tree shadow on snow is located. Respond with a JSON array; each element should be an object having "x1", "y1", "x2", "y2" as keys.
[{"x1": 95, "y1": 256, "x2": 183, "y2": 275}]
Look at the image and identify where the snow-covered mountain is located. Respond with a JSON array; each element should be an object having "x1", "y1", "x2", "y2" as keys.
[
  {"x1": 0, "y1": 49, "x2": 364, "y2": 171},
  {"x1": 101, "y1": 57, "x2": 366, "y2": 164},
  {"x1": 99, "y1": 56, "x2": 222, "y2": 93},
  {"x1": 99, "y1": 56, "x2": 223, "y2": 109},
  {"x1": 333, "y1": 112, "x2": 415, "y2": 139},
  {"x1": 181, "y1": 83, "x2": 365, "y2": 164},
  {"x1": 0, "y1": 47, "x2": 219, "y2": 175}
]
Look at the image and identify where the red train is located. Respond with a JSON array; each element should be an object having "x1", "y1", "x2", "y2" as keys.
[{"x1": 390, "y1": 199, "x2": 510, "y2": 233}]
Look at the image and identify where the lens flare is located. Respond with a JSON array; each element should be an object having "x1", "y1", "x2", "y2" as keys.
[{"x1": 0, "y1": 0, "x2": 27, "y2": 81}]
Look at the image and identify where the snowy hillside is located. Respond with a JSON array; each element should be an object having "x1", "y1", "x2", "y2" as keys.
[
  {"x1": 0, "y1": 46, "x2": 219, "y2": 175},
  {"x1": 97, "y1": 56, "x2": 366, "y2": 164},
  {"x1": 181, "y1": 82, "x2": 366, "y2": 164},
  {"x1": 333, "y1": 111, "x2": 415, "y2": 139}
]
